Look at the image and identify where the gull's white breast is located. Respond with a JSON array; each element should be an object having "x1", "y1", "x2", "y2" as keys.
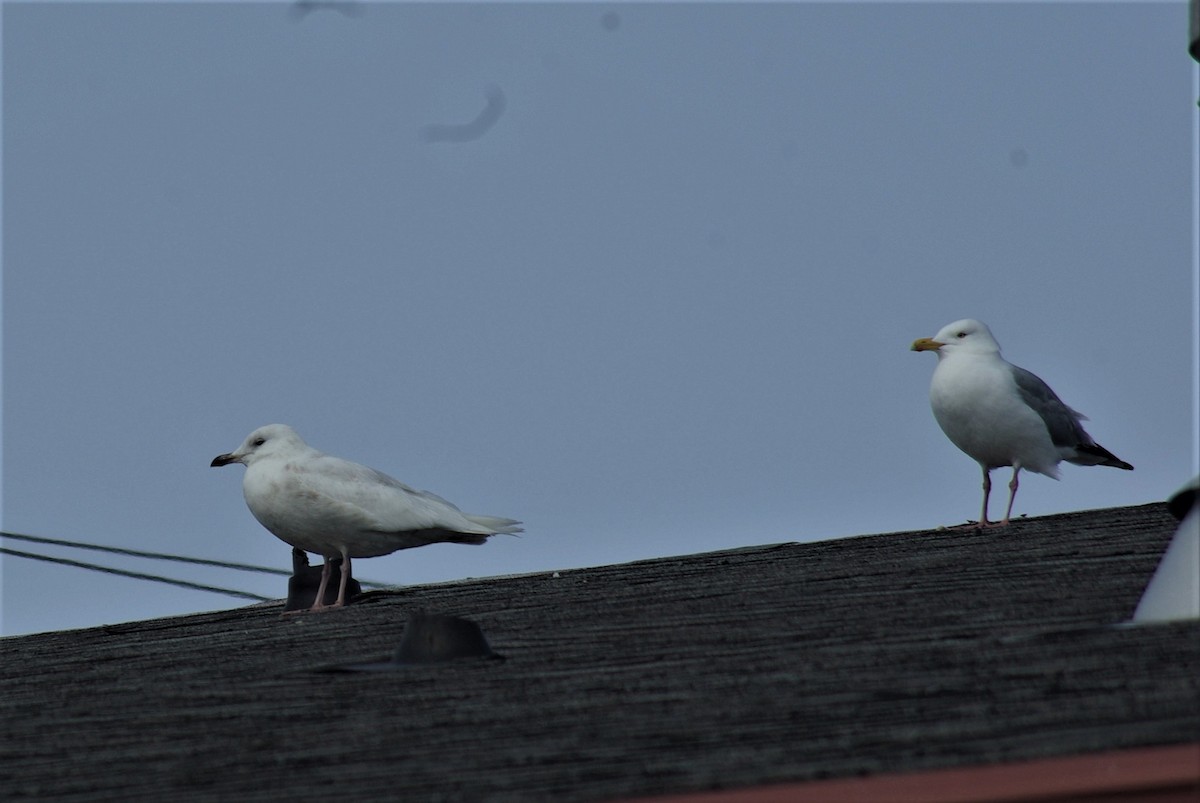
[{"x1": 929, "y1": 354, "x2": 1061, "y2": 476}]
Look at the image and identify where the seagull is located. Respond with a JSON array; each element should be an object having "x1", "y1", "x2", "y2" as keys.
[
  {"x1": 911, "y1": 319, "x2": 1132, "y2": 526},
  {"x1": 211, "y1": 424, "x2": 522, "y2": 611}
]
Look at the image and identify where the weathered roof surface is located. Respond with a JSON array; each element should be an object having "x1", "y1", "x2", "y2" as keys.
[{"x1": 2, "y1": 503, "x2": 1197, "y2": 801}]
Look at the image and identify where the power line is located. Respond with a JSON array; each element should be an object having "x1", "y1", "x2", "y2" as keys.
[
  {"x1": 1, "y1": 530, "x2": 291, "y2": 575},
  {"x1": 0, "y1": 547, "x2": 274, "y2": 602},
  {"x1": 0, "y1": 531, "x2": 391, "y2": 589}
]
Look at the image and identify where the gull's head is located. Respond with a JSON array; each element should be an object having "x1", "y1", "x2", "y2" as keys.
[
  {"x1": 911, "y1": 318, "x2": 1000, "y2": 357},
  {"x1": 211, "y1": 424, "x2": 307, "y2": 468}
]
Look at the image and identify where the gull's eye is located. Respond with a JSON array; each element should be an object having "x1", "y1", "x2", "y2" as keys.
[
  {"x1": 253, "y1": 437, "x2": 266, "y2": 447},
  {"x1": 956, "y1": 331, "x2": 967, "y2": 338}
]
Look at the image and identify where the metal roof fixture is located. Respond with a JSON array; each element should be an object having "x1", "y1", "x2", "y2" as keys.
[{"x1": 1130, "y1": 479, "x2": 1200, "y2": 623}]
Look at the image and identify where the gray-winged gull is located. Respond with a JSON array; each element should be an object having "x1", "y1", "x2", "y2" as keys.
[
  {"x1": 212, "y1": 424, "x2": 522, "y2": 611},
  {"x1": 912, "y1": 319, "x2": 1132, "y2": 526}
]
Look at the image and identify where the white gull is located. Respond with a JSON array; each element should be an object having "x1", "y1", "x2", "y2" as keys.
[
  {"x1": 212, "y1": 424, "x2": 521, "y2": 610},
  {"x1": 912, "y1": 319, "x2": 1132, "y2": 526}
]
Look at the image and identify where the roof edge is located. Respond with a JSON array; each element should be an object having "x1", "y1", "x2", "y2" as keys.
[
  {"x1": 617, "y1": 742, "x2": 1200, "y2": 803},
  {"x1": 389, "y1": 501, "x2": 1172, "y2": 592}
]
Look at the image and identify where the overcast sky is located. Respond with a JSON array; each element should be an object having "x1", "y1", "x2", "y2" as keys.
[{"x1": 2, "y1": 1, "x2": 1196, "y2": 637}]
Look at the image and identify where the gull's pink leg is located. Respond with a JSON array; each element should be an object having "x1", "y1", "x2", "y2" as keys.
[
  {"x1": 1001, "y1": 467, "x2": 1021, "y2": 525},
  {"x1": 979, "y1": 465, "x2": 993, "y2": 526},
  {"x1": 309, "y1": 557, "x2": 333, "y2": 612},
  {"x1": 334, "y1": 551, "x2": 351, "y2": 607}
]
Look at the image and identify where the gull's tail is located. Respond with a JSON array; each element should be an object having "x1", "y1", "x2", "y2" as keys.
[
  {"x1": 1070, "y1": 442, "x2": 1134, "y2": 471},
  {"x1": 466, "y1": 515, "x2": 524, "y2": 535}
]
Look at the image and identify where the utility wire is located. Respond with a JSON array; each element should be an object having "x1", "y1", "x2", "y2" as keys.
[
  {"x1": 2, "y1": 530, "x2": 293, "y2": 575},
  {"x1": 0, "y1": 547, "x2": 273, "y2": 602},
  {"x1": 0, "y1": 530, "x2": 392, "y2": 589}
]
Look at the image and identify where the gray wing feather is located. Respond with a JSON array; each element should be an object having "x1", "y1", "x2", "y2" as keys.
[{"x1": 1010, "y1": 365, "x2": 1093, "y2": 449}]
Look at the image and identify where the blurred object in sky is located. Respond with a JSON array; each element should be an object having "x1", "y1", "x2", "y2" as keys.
[
  {"x1": 420, "y1": 85, "x2": 507, "y2": 144},
  {"x1": 289, "y1": 1, "x2": 365, "y2": 22},
  {"x1": 601, "y1": 11, "x2": 621, "y2": 33}
]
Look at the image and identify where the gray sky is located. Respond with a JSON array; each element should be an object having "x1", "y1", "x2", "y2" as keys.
[{"x1": 2, "y1": 1, "x2": 1196, "y2": 637}]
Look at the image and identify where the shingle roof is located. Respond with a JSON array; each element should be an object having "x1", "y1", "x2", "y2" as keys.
[{"x1": 2, "y1": 503, "x2": 1197, "y2": 801}]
